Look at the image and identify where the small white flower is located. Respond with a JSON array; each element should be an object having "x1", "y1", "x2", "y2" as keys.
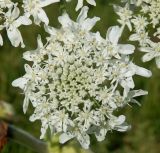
[
  {"x1": 131, "y1": 15, "x2": 149, "y2": 33},
  {"x1": 126, "y1": 89, "x2": 148, "y2": 106},
  {"x1": 0, "y1": 0, "x2": 13, "y2": 8},
  {"x1": 129, "y1": 31, "x2": 149, "y2": 46},
  {"x1": 23, "y1": 0, "x2": 59, "y2": 25},
  {"x1": 108, "y1": 56, "x2": 151, "y2": 90},
  {"x1": 0, "y1": 4, "x2": 31, "y2": 47},
  {"x1": 23, "y1": 35, "x2": 45, "y2": 63},
  {"x1": 50, "y1": 109, "x2": 74, "y2": 133},
  {"x1": 114, "y1": 4, "x2": 133, "y2": 31},
  {"x1": 75, "y1": 101, "x2": 99, "y2": 131},
  {"x1": 105, "y1": 26, "x2": 135, "y2": 58},
  {"x1": 58, "y1": 6, "x2": 100, "y2": 32},
  {"x1": 117, "y1": 0, "x2": 160, "y2": 65},
  {"x1": 75, "y1": 0, "x2": 96, "y2": 11},
  {"x1": 108, "y1": 115, "x2": 130, "y2": 132},
  {"x1": 140, "y1": 40, "x2": 160, "y2": 68}
]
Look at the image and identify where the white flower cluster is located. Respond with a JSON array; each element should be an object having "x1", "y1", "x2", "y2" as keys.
[
  {"x1": 12, "y1": 6, "x2": 152, "y2": 149},
  {"x1": 0, "y1": 0, "x2": 61, "y2": 47},
  {"x1": 115, "y1": 0, "x2": 160, "y2": 68},
  {"x1": 0, "y1": 0, "x2": 96, "y2": 47},
  {"x1": 0, "y1": 1, "x2": 31, "y2": 47},
  {"x1": 22, "y1": 0, "x2": 60, "y2": 25}
]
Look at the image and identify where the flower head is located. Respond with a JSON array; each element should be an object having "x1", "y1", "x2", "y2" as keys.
[
  {"x1": 0, "y1": 3, "x2": 31, "y2": 47},
  {"x1": 12, "y1": 6, "x2": 151, "y2": 149},
  {"x1": 23, "y1": 0, "x2": 59, "y2": 25},
  {"x1": 140, "y1": 40, "x2": 160, "y2": 68}
]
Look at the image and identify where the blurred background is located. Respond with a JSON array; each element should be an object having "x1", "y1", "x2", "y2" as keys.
[{"x1": 0, "y1": 0, "x2": 160, "y2": 153}]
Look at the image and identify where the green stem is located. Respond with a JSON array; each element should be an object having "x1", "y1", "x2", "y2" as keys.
[{"x1": 7, "y1": 125, "x2": 49, "y2": 153}]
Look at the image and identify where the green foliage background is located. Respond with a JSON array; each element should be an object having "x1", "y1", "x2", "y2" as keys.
[{"x1": 1, "y1": 0, "x2": 160, "y2": 153}]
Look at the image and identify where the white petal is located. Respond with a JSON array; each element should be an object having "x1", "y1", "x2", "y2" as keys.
[
  {"x1": 130, "y1": 99, "x2": 141, "y2": 106},
  {"x1": 77, "y1": 6, "x2": 88, "y2": 23},
  {"x1": 37, "y1": 9, "x2": 49, "y2": 25},
  {"x1": 58, "y1": 13, "x2": 72, "y2": 28},
  {"x1": 29, "y1": 114, "x2": 37, "y2": 122},
  {"x1": 15, "y1": 16, "x2": 32, "y2": 27},
  {"x1": 126, "y1": 77, "x2": 135, "y2": 89},
  {"x1": 95, "y1": 128, "x2": 108, "y2": 142},
  {"x1": 81, "y1": 17, "x2": 100, "y2": 31},
  {"x1": 126, "y1": 22, "x2": 132, "y2": 31},
  {"x1": 33, "y1": 14, "x2": 41, "y2": 25},
  {"x1": 0, "y1": 34, "x2": 3, "y2": 46},
  {"x1": 12, "y1": 77, "x2": 28, "y2": 89},
  {"x1": 121, "y1": 77, "x2": 135, "y2": 89},
  {"x1": 107, "y1": 26, "x2": 122, "y2": 45},
  {"x1": 37, "y1": 35, "x2": 43, "y2": 48},
  {"x1": 108, "y1": 101, "x2": 117, "y2": 109},
  {"x1": 23, "y1": 96, "x2": 29, "y2": 114},
  {"x1": 129, "y1": 90, "x2": 148, "y2": 98},
  {"x1": 95, "y1": 32, "x2": 104, "y2": 42},
  {"x1": 12, "y1": 6, "x2": 20, "y2": 19},
  {"x1": 23, "y1": 51, "x2": 35, "y2": 61},
  {"x1": 146, "y1": 39, "x2": 156, "y2": 48},
  {"x1": 142, "y1": 52, "x2": 156, "y2": 62},
  {"x1": 40, "y1": 123, "x2": 48, "y2": 139},
  {"x1": 76, "y1": 0, "x2": 83, "y2": 11},
  {"x1": 139, "y1": 47, "x2": 152, "y2": 53},
  {"x1": 135, "y1": 65, "x2": 152, "y2": 77},
  {"x1": 23, "y1": 35, "x2": 43, "y2": 61},
  {"x1": 24, "y1": 64, "x2": 33, "y2": 73},
  {"x1": 116, "y1": 115, "x2": 126, "y2": 125},
  {"x1": 109, "y1": 115, "x2": 126, "y2": 128},
  {"x1": 7, "y1": 28, "x2": 24, "y2": 48},
  {"x1": 129, "y1": 34, "x2": 139, "y2": 41},
  {"x1": 59, "y1": 132, "x2": 74, "y2": 144},
  {"x1": 124, "y1": 70, "x2": 135, "y2": 77},
  {"x1": 44, "y1": 24, "x2": 57, "y2": 35},
  {"x1": 77, "y1": 132, "x2": 90, "y2": 149},
  {"x1": 118, "y1": 44, "x2": 135, "y2": 55},
  {"x1": 40, "y1": 0, "x2": 60, "y2": 7},
  {"x1": 116, "y1": 124, "x2": 130, "y2": 132},
  {"x1": 86, "y1": 0, "x2": 96, "y2": 6},
  {"x1": 155, "y1": 56, "x2": 160, "y2": 69}
]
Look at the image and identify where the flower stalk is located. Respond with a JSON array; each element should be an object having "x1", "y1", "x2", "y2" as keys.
[{"x1": 7, "y1": 125, "x2": 49, "y2": 153}]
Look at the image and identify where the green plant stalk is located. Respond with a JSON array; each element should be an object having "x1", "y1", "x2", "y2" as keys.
[{"x1": 8, "y1": 125, "x2": 49, "y2": 153}]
